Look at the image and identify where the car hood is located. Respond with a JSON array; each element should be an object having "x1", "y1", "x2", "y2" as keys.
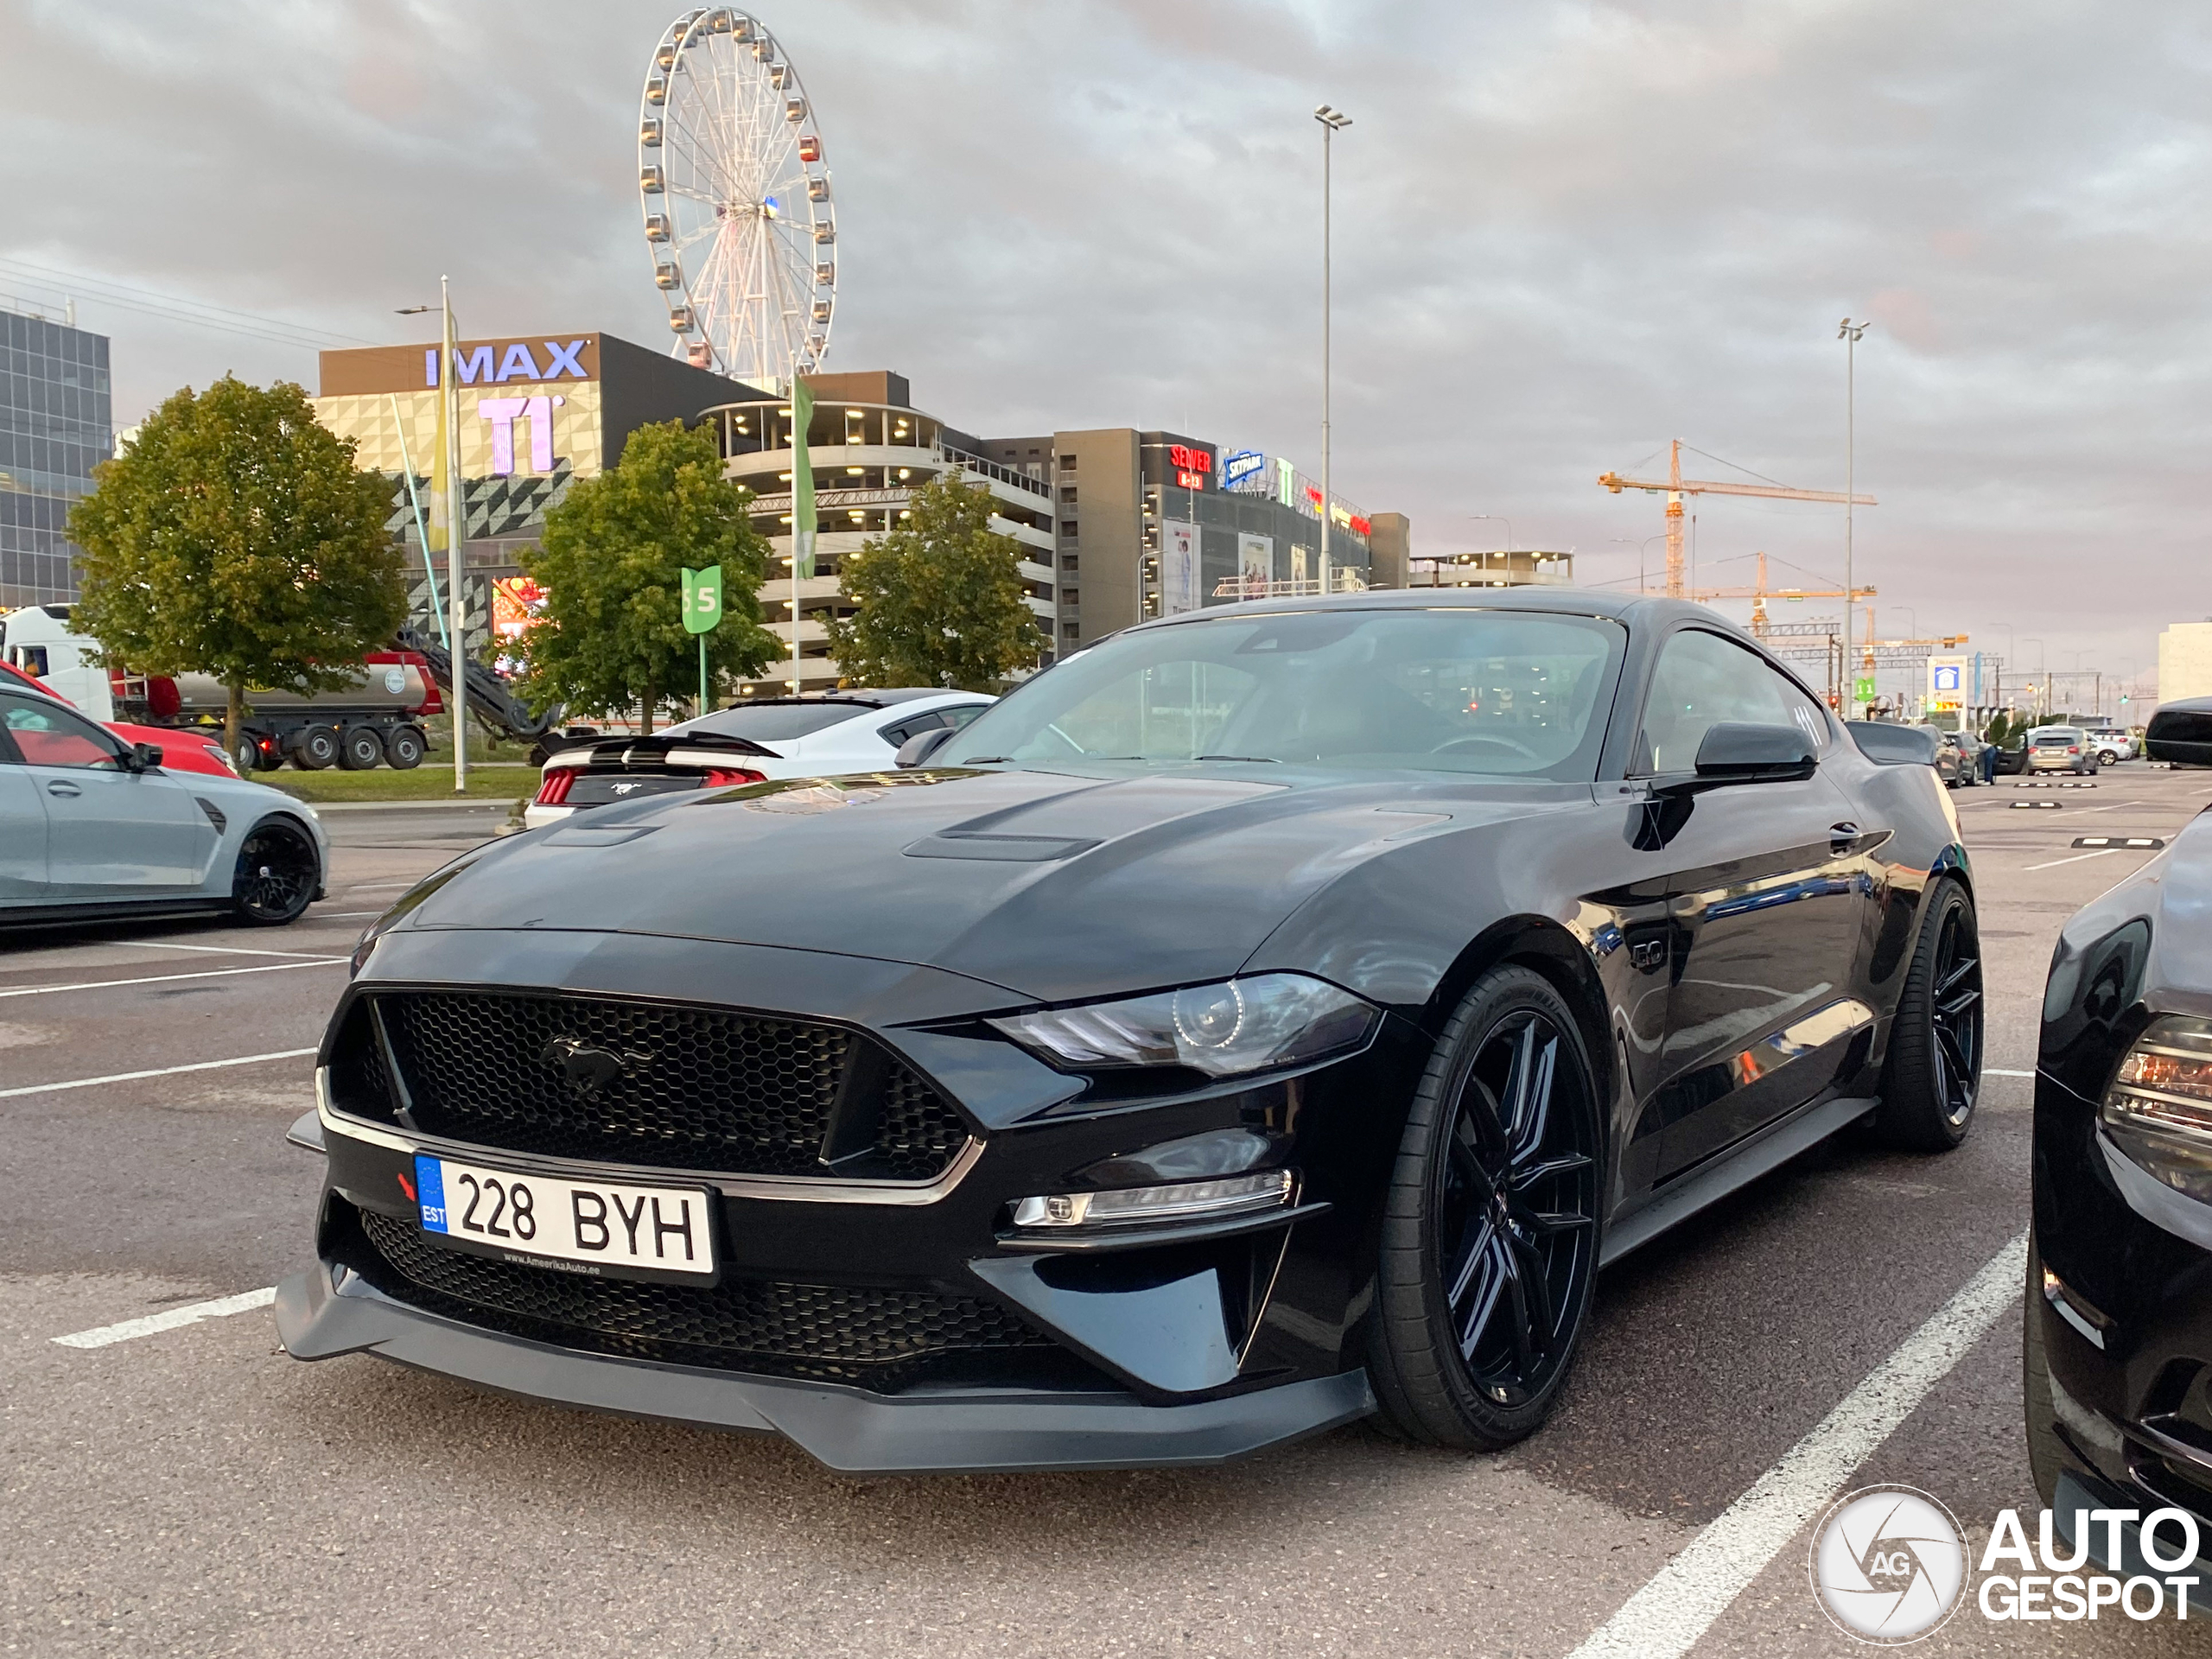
[{"x1": 400, "y1": 765, "x2": 1586, "y2": 1003}]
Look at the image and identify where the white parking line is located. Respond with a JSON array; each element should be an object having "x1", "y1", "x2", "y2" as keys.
[
  {"x1": 1986, "y1": 1067, "x2": 2034, "y2": 1077},
  {"x1": 0, "y1": 1047, "x2": 317, "y2": 1099},
  {"x1": 0, "y1": 958, "x2": 345, "y2": 1000},
  {"x1": 1566, "y1": 1230, "x2": 2028, "y2": 1659},
  {"x1": 121, "y1": 940, "x2": 339, "y2": 961},
  {"x1": 52, "y1": 1287, "x2": 276, "y2": 1349},
  {"x1": 2024, "y1": 848, "x2": 2120, "y2": 872}
]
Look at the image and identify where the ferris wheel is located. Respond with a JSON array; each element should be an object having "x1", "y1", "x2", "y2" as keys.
[{"x1": 638, "y1": 8, "x2": 834, "y2": 391}]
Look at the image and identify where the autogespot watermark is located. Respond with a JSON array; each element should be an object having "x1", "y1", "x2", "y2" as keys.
[{"x1": 1808, "y1": 1484, "x2": 2202, "y2": 1643}]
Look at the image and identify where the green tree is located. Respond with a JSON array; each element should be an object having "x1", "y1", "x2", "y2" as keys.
[
  {"x1": 68, "y1": 376, "x2": 407, "y2": 752},
  {"x1": 826, "y1": 468, "x2": 1046, "y2": 690},
  {"x1": 1983, "y1": 711, "x2": 2012, "y2": 746},
  {"x1": 518, "y1": 420, "x2": 777, "y2": 731}
]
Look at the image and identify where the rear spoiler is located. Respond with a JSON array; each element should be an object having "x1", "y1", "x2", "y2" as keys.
[{"x1": 577, "y1": 731, "x2": 779, "y2": 765}]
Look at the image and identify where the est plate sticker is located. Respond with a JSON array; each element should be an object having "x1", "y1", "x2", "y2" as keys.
[{"x1": 413, "y1": 1154, "x2": 717, "y2": 1282}]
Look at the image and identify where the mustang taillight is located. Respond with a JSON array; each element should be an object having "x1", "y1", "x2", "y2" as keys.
[
  {"x1": 702, "y1": 766, "x2": 765, "y2": 787},
  {"x1": 534, "y1": 769, "x2": 575, "y2": 805}
]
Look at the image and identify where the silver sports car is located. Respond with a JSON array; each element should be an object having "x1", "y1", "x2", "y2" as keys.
[{"x1": 0, "y1": 683, "x2": 329, "y2": 925}]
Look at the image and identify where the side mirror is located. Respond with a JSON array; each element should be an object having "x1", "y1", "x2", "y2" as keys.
[
  {"x1": 895, "y1": 727, "x2": 957, "y2": 769},
  {"x1": 2145, "y1": 702, "x2": 2212, "y2": 767},
  {"x1": 1690, "y1": 721, "x2": 1817, "y2": 783},
  {"x1": 127, "y1": 741, "x2": 164, "y2": 772}
]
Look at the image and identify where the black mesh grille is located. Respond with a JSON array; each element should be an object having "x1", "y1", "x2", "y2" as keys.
[
  {"x1": 348, "y1": 1206, "x2": 1051, "y2": 1389},
  {"x1": 352, "y1": 990, "x2": 969, "y2": 1180}
]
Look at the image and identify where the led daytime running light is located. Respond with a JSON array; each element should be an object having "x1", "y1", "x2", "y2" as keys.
[{"x1": 1012, "y1": 1170, "x2": 1294, "y2": 1230}]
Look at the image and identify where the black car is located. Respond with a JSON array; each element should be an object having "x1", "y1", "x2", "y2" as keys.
[
  {"x1": 279, "y1": 592, "x2": 1980, "y2": 1473},
  {"x1": 2026, "y1": 703, "x2": 2212, "y2": 1597}
]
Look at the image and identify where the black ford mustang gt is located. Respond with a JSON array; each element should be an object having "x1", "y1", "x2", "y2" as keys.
[
  {"x1": 2025, "y1": 702, "x2": 2212, "y2": 1596},
  {"x1": 278, "y1": 591, "x2": 1980, "y2": 1473}
]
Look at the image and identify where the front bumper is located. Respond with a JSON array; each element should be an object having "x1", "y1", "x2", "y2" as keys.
[
  {"x1": 287, "y1": 928, "x2": 1428, "y2": 1470},
  {"x1": 276, "y1": 1260, "x2": 1373, "y2": 1473}
]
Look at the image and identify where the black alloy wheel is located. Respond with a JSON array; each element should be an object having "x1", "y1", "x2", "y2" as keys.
[
  {"x1": 1370, "y1": 966, "x2": 1602, "y2": 1449},
  {"x1": 231, "y1": 818, "x2": 319, "y2": 925},
  {"x1": 1875, "y1": 876, "x2": 1983, "y2": 1150}
]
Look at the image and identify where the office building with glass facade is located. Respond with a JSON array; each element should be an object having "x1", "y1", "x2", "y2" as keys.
[{"x1": 0, "y1": 302, "x2": 113, "y2": 607}]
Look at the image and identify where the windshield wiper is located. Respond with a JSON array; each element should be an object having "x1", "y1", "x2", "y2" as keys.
[{"x1": 1193, "y1": 753, "x2": 1280, "y2": 764}]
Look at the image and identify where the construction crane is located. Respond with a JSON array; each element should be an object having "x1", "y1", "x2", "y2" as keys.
[
  {"x1": 1599, "y1": 440, "x2": 1877, "y2": 599},
  {"x1": 1688, "y1": 551, "x2": 1874, "y2": 638}
]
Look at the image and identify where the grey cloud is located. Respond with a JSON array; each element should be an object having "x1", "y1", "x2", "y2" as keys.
[{"x1": 5, "y1": 0, "x2": 2207, "y2": 691}]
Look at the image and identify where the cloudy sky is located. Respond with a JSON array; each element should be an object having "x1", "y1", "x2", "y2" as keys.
[{"x1": 5, "y1": 0, "x2": 2206, "y2": 706}]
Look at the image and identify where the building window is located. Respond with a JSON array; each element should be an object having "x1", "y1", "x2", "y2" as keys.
[
  {"x1": 1059, "y1": 486, "x2": 1077, "y2": 504},
  {"x1": 1058, "y1": 454, "x2": 1076, "y2": 471},
  {"x1": 1059, "y1": 520, "x2": 1077, "y2": 537},
  {"x1": 1061, "y1": 554, "x2": 1078, "y2": 572},
  {"x1": 1062, "y1": 620, "x2": 1080, "y2": 638},
  {"x1": 1063, "y1": 588, "x2": 1077, "y2": 607}
]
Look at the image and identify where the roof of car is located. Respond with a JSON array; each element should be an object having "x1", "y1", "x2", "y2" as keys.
[{"x1": 714, "y1": 690, "x2": 976, "y2": 710}]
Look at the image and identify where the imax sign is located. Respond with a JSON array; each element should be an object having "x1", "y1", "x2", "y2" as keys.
[{"x1": 427, "y1": 339, "x2": 590, "y2": 386}]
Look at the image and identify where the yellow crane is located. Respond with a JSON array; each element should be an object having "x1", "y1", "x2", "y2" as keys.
[
  {"x1": 1688, "y1": 551, "x2": 1874, "y2": 638},
  {"x1": 1599, "y1": 440, "x2": 1877, "y2": 599}
]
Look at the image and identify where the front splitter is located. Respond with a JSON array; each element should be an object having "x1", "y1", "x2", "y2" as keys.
[{"x1": 275, "y1": 1265, "x2": 1374, "y2": 1475}]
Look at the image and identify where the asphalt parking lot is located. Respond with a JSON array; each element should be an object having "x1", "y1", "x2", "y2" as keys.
[{"x1": 2, "y1": 776, "x2": 2204, "y2": 1657}]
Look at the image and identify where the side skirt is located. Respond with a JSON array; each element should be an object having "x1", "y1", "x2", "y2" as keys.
[
  {"x1": 1598, "y1": 1092, "x2": 1878, "y2": 1267},
  {"x1": 0, "y1": 898, "x2": 232, "y2": 930}
]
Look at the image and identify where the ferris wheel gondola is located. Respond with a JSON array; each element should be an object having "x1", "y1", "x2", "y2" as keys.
[{"x1": 639, "y1": 8, "x2": 835, "y2": 391}]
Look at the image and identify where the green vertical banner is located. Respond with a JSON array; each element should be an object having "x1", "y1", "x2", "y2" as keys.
[
  {"x1": 791, "y1": 378, "x2": 815, "y2": 579},
  {"x1": 683, "y1": 564, "x2": 722, "y2": 713}
]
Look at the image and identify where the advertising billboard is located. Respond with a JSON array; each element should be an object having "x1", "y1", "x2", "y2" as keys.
[
  {"x1": 1160, "y1": 521, "x2": 1201, "y2": 615},
  {"x1": 1238, "y1": 532, "x2": 1274, "y2": 600},
  {"x1": 1928, "y1": 654, "x2": 1968, "y2": 712}
]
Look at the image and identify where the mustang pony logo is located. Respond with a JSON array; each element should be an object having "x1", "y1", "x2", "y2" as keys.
[{"x1": 540, "y1": 1036, "x2": 652, "y2": 1096}]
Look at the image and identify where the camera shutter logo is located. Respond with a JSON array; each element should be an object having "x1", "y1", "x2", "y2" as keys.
[{"x1": 1810, "y1": 1485, "x2": 1969, "y2": 1643}]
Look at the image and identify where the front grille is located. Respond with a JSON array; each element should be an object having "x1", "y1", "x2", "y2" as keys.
[
  {"x1": 347, "y1": 1205, "x2": 1053, "y2": 1389},
  {"x1": 334, "y1": 990, "x2": 969, "y2": 1181}
]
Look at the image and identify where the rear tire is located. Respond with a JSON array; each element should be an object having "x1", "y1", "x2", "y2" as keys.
[
  {"x1": 337, "y1": 726, "x2": 383, "y2": 770},
  {"x1": 231, "y1": 733, "x2": 260, "y2": 776},
  {"x1": 1368, "y1": 966, "x2": 1602, "y2": 1449},
  {"x1": 384, "y1": 726, "x2": 426, "y2": 770},
  {"x1": 229, "y1": 817, "x2": 319, "y2": 925},
  {"x1": 1874, "y1": 876, "x2": 1982, "y2": 1150},
  {"x1": 290, "y1": 724, "x2": 339, "y2": 771}
]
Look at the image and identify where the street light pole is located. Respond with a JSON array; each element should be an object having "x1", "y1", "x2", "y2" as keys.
[
  {"x1": 1839, "y1": 318, "x2": 1868, "y2": 716},
  {"x1": 1315, "y1": 105, "x2": 1351, "y2": 578},
  {"x1": 442, "y1": 276, "x2": 468, "y2": 791}
]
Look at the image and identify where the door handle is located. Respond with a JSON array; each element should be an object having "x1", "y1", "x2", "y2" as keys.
[
  {"x1": 1829, "y1": 821, "x2": 1859, "y2": 853},
  {"x1": 46, "y1": 781, "x2": 81, "y2": 798}
]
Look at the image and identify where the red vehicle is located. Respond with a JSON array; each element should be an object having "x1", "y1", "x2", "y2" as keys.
[{"x1": 0, "y1": 659, "x2": 238, "y2": 779}]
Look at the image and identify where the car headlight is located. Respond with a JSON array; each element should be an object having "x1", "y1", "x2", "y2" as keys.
[
  {"x1": 987, "y1": 973, "x2": 1376, "y2": 1077},
  {"x1": 2101, "y1": 1014, "x2": 2212, "y2": 1203}
]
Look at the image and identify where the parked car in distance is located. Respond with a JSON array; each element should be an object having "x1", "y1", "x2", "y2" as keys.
[
  {"x1": 2026, "y1": 726, "x2": 2100, "y2": 775},
  {"x1": 2082, "y1": 726, "x2": 2137, "y2": 766},
  {"x1": 1911, "y1": 726, "x2": 1974, "y2": 788},
  {"x1": 523, "y1": 690, "x2": 995, "y2": 830},
  {"x1": 0, "y1": 658, "x2": 238, "y2": 779},
  {"x1": 2025, "y1": 705, "x2": 2212, "y2": 1605},
  {"x1": 0, "y1": 683, "x2": 328, "y2": 925}
]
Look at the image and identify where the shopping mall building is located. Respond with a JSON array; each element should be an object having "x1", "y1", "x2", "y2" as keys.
[{"x1": 312, "y1": 332, "x2": 1412, "y2": 691}]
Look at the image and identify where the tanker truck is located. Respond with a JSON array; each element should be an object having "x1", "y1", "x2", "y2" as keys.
[{"x1": 0, "y1": 605, "x2": 550, "y2": 772}]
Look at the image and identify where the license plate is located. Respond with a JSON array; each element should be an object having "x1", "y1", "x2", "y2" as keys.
[{"x1": 412, "y1": 1154, "x2": 717, "y2": 1282}]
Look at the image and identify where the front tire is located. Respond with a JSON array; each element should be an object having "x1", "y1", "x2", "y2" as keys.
[
  {"x1": 230, "y1": 817, "x2": 319, "y2": 925},
  {"x1": 1874, "y1": 876, "x2": 1983, "y2": 1150},
  {"x1": 1369, "y1": 966, "x2": 1601, "y2": 1449}
]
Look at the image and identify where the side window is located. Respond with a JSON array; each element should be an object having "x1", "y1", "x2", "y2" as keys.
[
  {"x1": 1630, "y1": 630, "x2": 1797, "y2": 775},
  {"x1": 1767, "y1": 665, "x2": 1833, "y2": 755},
  {"x1": 878, "y1": 713, "x2": 942, "y2": 747},
  {"x1": 940, "y1": 703, "x2": 988, "y2": 731},
  {"x1": 0, "y1": 692, "x2": 123, "y2": 771}
]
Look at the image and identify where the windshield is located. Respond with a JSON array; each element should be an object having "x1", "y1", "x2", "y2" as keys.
[{"x1": 941, "y1": 607, "x2": 1624, "y2": 779}]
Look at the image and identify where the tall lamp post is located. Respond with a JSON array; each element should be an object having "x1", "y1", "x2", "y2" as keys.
[
  {"x1": 398, "y1": 281, "x2": 468, "y2": 791},
  {"x1": 1839, "y1": 318, "x2": 1869, "y2": 716},
  {"x1": 1315, "y1": 105, "x2": 1351, "y2": 575},
  {"x1": 1611, "y1": 534, "x2": 1663, "y2": 594},
  {"x1": 1471, "y1": 513, "x2": 1513, "y2": 582}
]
